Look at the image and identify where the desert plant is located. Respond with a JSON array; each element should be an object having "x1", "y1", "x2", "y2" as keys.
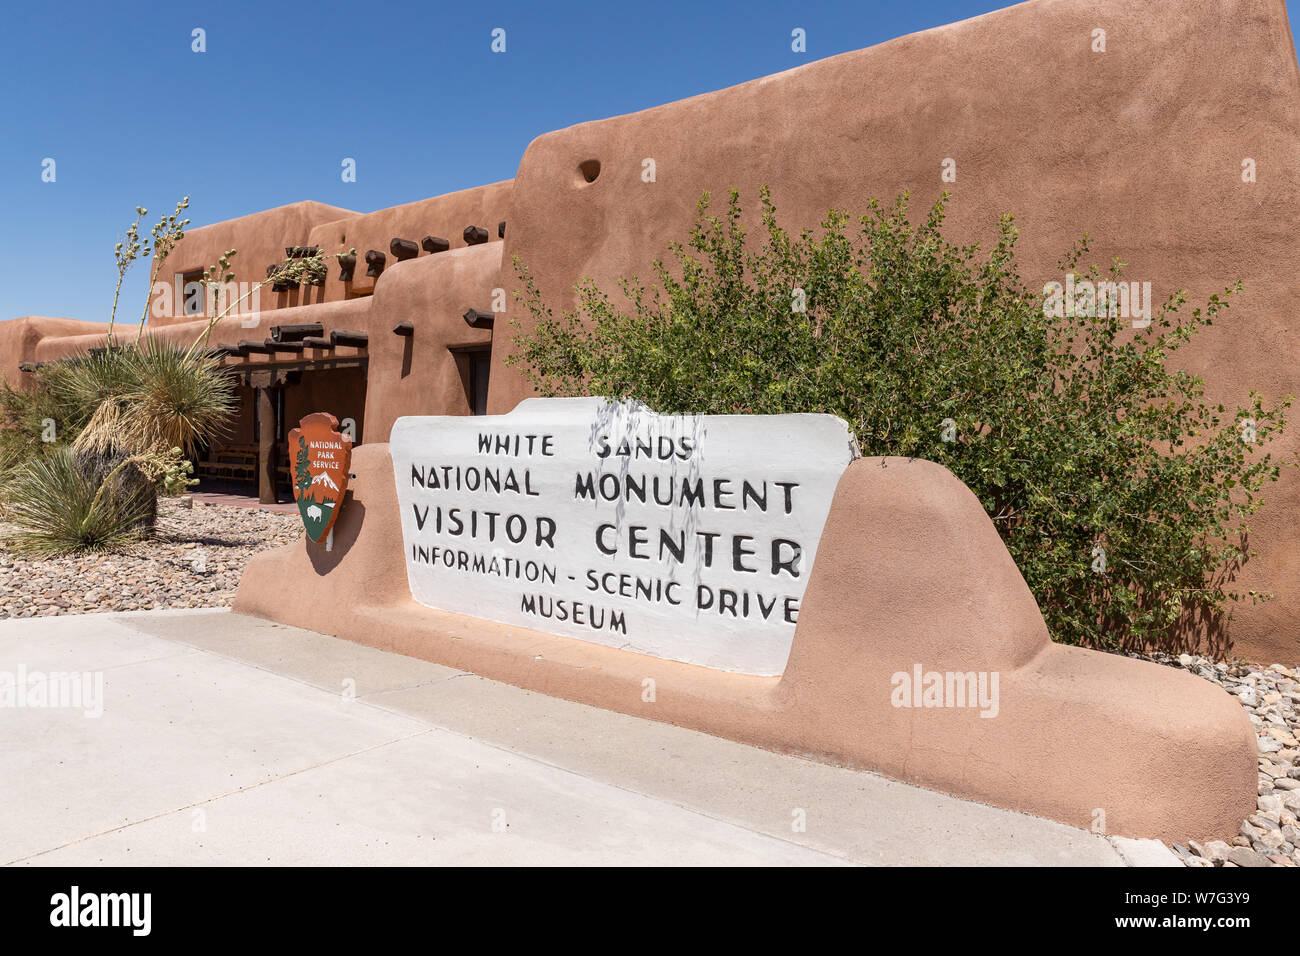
[
  {"x1": 0, "y1": 446, "x2": 158, "y2": 556},
  {"x1": 0, "y1": 378, "x2": 70, "y2": 478},
  {"x1": 509, "y1": 187, "x2": 1291, "y2": 649},
  {"x1": 73, "y1": 338, "x2": 237, "y2": 459},
  {"x1": 135, "y1": 198, "x2": 191, "y2": 342},
  {"x1": 0, "y1": 198, "x2": 243, "y2": 555}
]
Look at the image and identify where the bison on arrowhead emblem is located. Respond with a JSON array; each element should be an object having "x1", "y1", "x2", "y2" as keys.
[{"x1": 288, "y1": 412, "x2": 352, "y2": 542}]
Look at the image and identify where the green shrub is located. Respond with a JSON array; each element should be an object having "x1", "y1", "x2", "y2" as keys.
[
  {"x1": 0, "y1": 379, "x2": 69, "y2": 478},
  {"x1": 509, "y1": 187, "x2": 1290, "y2": 649}
]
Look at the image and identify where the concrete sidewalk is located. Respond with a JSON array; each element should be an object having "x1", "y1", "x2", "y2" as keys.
[{"x1": 0, "y1": 609, "x2": 1177, "y2": 866}]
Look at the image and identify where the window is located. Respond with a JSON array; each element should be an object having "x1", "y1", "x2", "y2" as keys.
[
  {"x1": 451, "y1": 346, "x2": 492, "y2": 416},
  {"x1": 180, "y1": 270, "x2": 205, "y2": 317},
  {"x1": 470, "y1": 351, "x2": 491, "y2": 416}
]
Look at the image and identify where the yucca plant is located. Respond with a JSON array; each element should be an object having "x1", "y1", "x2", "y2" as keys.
[
  {"x1": 1, "y1": 341, "x2": 235, "y2": 552},
  {"x1": 0, "y1": 199, "x2": 241, "y2": 556},
  {"x1": 73, "y1": 338, "x2": 237, "y2": 459},
  {"x1": 0, "y1": 446, "x2": 157, "y2": 556}
]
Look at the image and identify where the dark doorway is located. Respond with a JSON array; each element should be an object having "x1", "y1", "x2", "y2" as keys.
[{"x1": 451, "y1": 346, "x2": 492, "y2": 416}]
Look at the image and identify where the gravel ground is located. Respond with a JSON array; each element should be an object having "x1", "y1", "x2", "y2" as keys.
[
  {"x1": 0, "y1": 499, "x2": 1296, "y2": 864},
  {"x1": 1132, "y1": 651, "x2": 1300, "y2": 868},
  {"x1": 0, "y1": 498, "x2": 302, "y2": 618}
]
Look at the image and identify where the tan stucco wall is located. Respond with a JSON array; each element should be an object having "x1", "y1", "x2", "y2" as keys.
[
  {"x1": 16, "y1": 243, "x2": 501, "y2": 446},
  {"x1": 488, "y1": 0, "x2": 1300, "y2": 664},
  {"x1": 234, "y1": 444, "x2": 1258, "y2": 844},
  {"x1": 5, "y1": 0, "x2": 1299, "y2": 663},
  {"x1": 148, "y1": 201, "x2": 358, "y2": 325},
  {"x1": 0, "y1": 317, "x2": 117, "y2": 390},
  {"x1": 305, "y1": 181, "x2": 512, "y2": 302}
]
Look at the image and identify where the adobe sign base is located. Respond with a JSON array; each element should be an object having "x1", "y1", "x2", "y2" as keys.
[{"x1": 233, "y1": 443, "x2": 1257, "y2": 844}]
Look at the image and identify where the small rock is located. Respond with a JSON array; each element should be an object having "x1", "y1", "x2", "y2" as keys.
[
  {"x1": 1226, "y1": 846, "x2": 1270, "y2": 867},
  {"x1": 1268, "y1": 727, "x2": 1300, "y2": 747},
  {"x1": 1201, "y1": 840, "x2": 1233, "y2": 862},
  {"x1": 1256, "y1": 828, "x2": 1285, "y2": 849}
]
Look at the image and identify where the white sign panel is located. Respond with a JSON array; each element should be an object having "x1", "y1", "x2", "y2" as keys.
[{"x1": 390, "y1": 398, "x2": 857, "y2": 675}]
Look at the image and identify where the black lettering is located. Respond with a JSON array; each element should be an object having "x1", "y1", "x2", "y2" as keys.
[
  {"x1": 658, "y1": 528, "x2": 685, "y2": 564},
  {"x1": 697, "y1": 584, "x2": 714, "y2": 609},
  {"x1": 772, "y1": 539, "x2": 801, "y2": 578},
  {"x1": 535, "y1": 517, "x2": 557, "y2": 549},
  {"x1": 506, "y1": 514, "x2": 526, "y2": 544},
  {"x1": 776, "y1": 481, "x2": 798, "y2": 514},
  {"x1": 713, "y1": 478, "x2": 735, "y2": 509},
  {"x1": 732, "y1": 535, "x2": 756, "y2": 573},
  {"x1": 741, "y1": 480, "x2": 767, "y2": 511},
  {"x1": 784, "y1": 596, "x2": 799, "y2": 624},
  {"x1": 719, "y1": 589, "x2": 738, "y2": 616}
]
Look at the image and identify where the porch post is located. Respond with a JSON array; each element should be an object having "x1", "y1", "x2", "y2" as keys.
[{"x1": 256, "y1": 384, "x2": 278, "y2": 504}]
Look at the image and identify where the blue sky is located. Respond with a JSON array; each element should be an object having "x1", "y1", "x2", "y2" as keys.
[{"x1": 0, "y1": 0, "x2": 1292, "y2": 321}]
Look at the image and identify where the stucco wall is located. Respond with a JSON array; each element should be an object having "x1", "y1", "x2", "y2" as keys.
[
  {"x1": 489, "y1": 0, "x2": 1300, "y2": 663},
  {"x1": 4, "y1": 0, "x2": 1298, "y2": 662},
  {"x1": 305, "y1": 181, "x2": 512, "y2": 302},
  {"x1": 0, "y1": 316, "x2": 116, "y2": 390},
  {"x1": 149, "y1": 201, "x2": 358, "y2": 325},
  {"x1": 15, "y1": 241, "x2": 502, "y2": 447},
  {"x1": 234, "y1": 444, "x2": 1258, "y2": 844}
]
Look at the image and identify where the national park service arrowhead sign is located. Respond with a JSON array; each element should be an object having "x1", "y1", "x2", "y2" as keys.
[
  {"x1": 289, "y1": 412, "x2": 351, "y2": 542},
  {"x1": 390, "y1": 398, "x2": 858, "y2": 675}
]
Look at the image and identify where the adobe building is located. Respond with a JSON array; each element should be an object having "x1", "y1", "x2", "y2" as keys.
[{"x1": 4, "y1": 0, "x2": 1300, "y2": 674}]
